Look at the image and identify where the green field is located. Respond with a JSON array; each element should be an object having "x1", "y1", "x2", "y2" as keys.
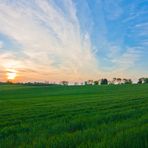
[{"x1": 0, "y1": 84, "x2": 148, "y2": 148}]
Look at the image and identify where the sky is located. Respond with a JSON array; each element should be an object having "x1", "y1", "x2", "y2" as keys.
[{"x1": 0, "y1": 0, "x2": 148, "y2": 82}]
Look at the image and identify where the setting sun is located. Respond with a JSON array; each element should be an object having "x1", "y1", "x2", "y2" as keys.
[{"x1": 6, "y1": 69, "x2": 17, "y2": 80}]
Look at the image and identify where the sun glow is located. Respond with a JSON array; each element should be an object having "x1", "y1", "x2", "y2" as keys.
[{"x1": 6, "y1": 69, "x2": 17, "y2": 80}]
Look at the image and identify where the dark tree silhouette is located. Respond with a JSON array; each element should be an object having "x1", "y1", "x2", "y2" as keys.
[
  {"x1": 61, "y1": 81, "x2": 68, "y2": 86},
  {"x1": 123, "y1": 78, "x2": 132, "y2": 84},
  {"x1": 137, "y1": 79, "x2": 142, "y2": 84},
  {"x1": 100, "y1": 79, "x2": 108, "y2": 85},
  {"x1": 84, "y1": 81, "x2": 88, "y2": 85},
  {"x1": 144, "y1": 78, "x2": 148, "y2": 83},
  {"x1": 94, "y1": 81, "x2": 99, "y2": 85},
  {"x1": 117, "y1": 78, "x2": 122, "y2": 84}
]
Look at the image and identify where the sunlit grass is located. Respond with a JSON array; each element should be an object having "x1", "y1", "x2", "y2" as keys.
[{"x1": 0, "y1": 84, "x2": 148, "y2": 147}]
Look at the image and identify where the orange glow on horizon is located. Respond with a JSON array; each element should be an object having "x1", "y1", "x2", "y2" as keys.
[{"x1": 6, "y1": 69, "x2": 17, "y2": 81}]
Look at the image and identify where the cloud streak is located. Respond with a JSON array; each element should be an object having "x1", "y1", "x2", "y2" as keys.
[
  {"x1": 0, "y1": 0, "x2": 147, "y2": 82},
  {"x1": 0, "y1": 0, "x2": 99, "y2": 82}
]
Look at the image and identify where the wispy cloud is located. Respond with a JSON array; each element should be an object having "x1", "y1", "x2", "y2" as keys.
[
  {"x1": 0, "y1": 0, "x2": 99, "y2": 82},
  {"x1": 0, "y1": 0, "x2": 147, "y2": 82},
  {"x1": 111, "y1": 48, "x2": 141, "y2": 70}
]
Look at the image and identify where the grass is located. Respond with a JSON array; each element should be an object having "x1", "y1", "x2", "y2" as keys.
[{"x1": 0, "y1": 84, "x2": 148, "y2": 148}]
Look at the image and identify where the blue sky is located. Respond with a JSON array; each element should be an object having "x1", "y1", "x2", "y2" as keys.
[{"x1": 0, "y1": 0, "x2": 147, "y2": 82}]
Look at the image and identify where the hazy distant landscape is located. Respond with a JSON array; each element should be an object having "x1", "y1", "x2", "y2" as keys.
[{"x1": 0, "y1": 84, "x2": 148, "y2": 147}]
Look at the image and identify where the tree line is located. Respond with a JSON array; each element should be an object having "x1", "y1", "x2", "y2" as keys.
[
  {"x1": 0, "y1": 77, "x2": 148, "y2": 86},
  {"x1": 61, "y1": 77, "x2": 148, "y2": 85}
]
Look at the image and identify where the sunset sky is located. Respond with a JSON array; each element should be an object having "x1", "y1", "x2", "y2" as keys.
[{"x1": 0, "y1": 0, "x2": 147, "y2": 82}]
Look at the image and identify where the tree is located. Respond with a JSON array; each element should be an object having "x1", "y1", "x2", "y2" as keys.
[
  {"x1": 117, "y1": 78, "x2": 122, "y2": 84},
  {"x1": 123, "y1": 78, "x2": 132, "y2": 84},
  {"x1": 144, "y1": 78, "x2": 148, "y2": 83},
  {"x1": 74, "y1": 82, "x2": 78, "y2": 85},
  {"x1": 100, "y1": 79, "x2": 108, "y2": 85},
  {"x1": 112, "y1": 78, "x2": 117, "y2": 84},
  {"x1": 137, "y1": 79, "x2": 142, "y2": 84},
  {"x1": 87, "y1": 80, "x2": 93, "y2": 85},
  {"x1": 128, "y1": 79, "x2": 132, "y2": 84},
  {"x1": 123, "y1": 78, "x2": 127, "y2": 84},
  {"x1": 61, "y1": 81, "x2": 68, "y2": 86},
  {"x1": 126, "y1": 79, "x2": 132, "y2": 84},
  {"x1": 94, "y1": 81, "x2": 99, "y2": 85},
  {"x1": 137, "y1": 78, "x2": 148, "y2": 84},
  {"x1": 84, "y1": 81, "x2": 88, "y2": 85}
]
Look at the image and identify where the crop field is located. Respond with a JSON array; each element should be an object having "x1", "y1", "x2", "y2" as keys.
[{"x1": 0, "y1": 84, "x2": 148, "y2": 148}]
